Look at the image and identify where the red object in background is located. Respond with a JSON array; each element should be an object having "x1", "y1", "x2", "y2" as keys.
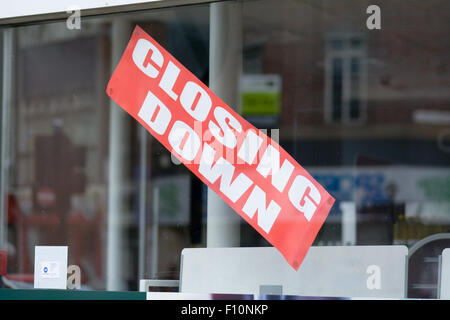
[
  {"x1": 0, "y1": 250, "x2": 7, "y2": 276},
  {"x1": 7, "y1": 194, "x2": 18, "y2": 224},
  {"x1": 36, "y1": 187, "x2": 56, "y2": 209},
  {"x1": 107, "y1": 26, "x2": 335, "y2": 270}
]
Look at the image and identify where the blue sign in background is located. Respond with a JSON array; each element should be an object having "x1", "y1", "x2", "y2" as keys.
[{"x1": 312, "y1": 172, "x2": 390, "y2": 215}]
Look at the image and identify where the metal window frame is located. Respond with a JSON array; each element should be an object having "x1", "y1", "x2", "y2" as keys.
[{"x1": 0, "y1": 0, "x2": 218, "y2": 26}]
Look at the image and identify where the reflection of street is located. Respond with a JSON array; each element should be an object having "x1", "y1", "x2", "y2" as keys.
[
  {"x1": 311, "y1": 166, "x2": 450, "y2": 209},
  {"x1": 6, "y1": 128, "x2": 105, "y2": 289},
  {"x1": 6, "y1": 194, "x2": 105, "y2": 289},
  {"x1": 0, "y1": 0, "x2": 449, "y2": 296},
  {"x1": 310, "y1": 166, "x2": 450, "y2": 246}
]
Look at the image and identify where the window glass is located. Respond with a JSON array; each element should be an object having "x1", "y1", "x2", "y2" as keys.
[
  {"x1": 240, "y1": 0, "x2": 450, "y2": 299},
  {"x1": 0, "y1": 0, "x2": 449, "y2": 299},
  {"x1": 0, "y1": 4, "x2": 210, "y2": 291}
]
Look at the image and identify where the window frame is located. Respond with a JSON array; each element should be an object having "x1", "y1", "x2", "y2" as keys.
[{"x1": 0, "y1": 0, "x2": 215, "y2": 26}]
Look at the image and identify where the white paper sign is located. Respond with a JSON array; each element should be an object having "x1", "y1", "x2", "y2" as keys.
[{"x1": 34, "y1": 246, "x2": 68, "y2": 289}]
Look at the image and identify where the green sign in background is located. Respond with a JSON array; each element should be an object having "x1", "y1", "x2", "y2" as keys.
[{"x1": 241, "y1": 92, "x2": 281, "y2": 116}]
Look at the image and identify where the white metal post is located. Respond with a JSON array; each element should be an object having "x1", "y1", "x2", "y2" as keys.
[
  {"x1": 0, "y1": 29, "x2": 15, "y2": 251},
  {"x1": 340, "y1": 201, "x2": 356, "y2": 246},
  {"x1": 150, "y1": 187, "x2": 159, "y2": 278},
  {"x1": 138, "y1": 126, "x2": 148, "y2": 282},
  {"x1": 106, "y1": 19, "x2": 132, "y2": 291},
  {"x1": 207, "y1": 1, "x2": 242, "y2": 247}
]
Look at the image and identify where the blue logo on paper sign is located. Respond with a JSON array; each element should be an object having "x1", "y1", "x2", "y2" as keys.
[{"x1": 43, "y1": 267, "x2": 48, "y2": 273}]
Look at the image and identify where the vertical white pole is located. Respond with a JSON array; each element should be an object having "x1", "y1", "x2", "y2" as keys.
[
  {"x1": 150, "y1": 187, "x2": 159, "y2": 278},
  {"x1": 106, "y1": 19, "x2": 131, "y2": 291},
  {"x1": 0, "y1": 29, "x2": 15, "y2": 250},
  {"x1": 207, "y1": 1, "x2": 242, "y2": 247},
  {"x1": 138, "y1": 127, "x2": 147, "y2": 282},
  {"x1": 340, "y1": 201, "x2": 356, "y2": 246}
]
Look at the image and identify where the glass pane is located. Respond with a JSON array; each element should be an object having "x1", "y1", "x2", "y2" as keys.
[
  {"x1": 0, "y1": 0, "x2": 449, "y2": 300},
  {"x1": 240, "y1": 0, "x2": 450, "y2": 298},
  {"x1": 0, "y1": 4, "x2": 210, "y2": 291}
]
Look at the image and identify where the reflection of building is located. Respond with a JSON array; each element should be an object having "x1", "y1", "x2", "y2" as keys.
[
  {"x1": 10, "y1": 9, "x2": 211, "y2": 289},
  {"x1": 239, "y1": 0, "x2": 450, "y2": 246},
  {"x1": 244, "y1": 0, "x2": 450, "y2": 129},
  {"x1": 13, "y1": 26, "x2": 111, "y2": 284},
  {"x1": 2, "y1": 0, "x2": 449, "y2": 295}
]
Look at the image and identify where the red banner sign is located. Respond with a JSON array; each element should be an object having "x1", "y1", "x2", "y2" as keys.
[{"x1": 107, "y1": 26, "x2": 335, "y2": 270}]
